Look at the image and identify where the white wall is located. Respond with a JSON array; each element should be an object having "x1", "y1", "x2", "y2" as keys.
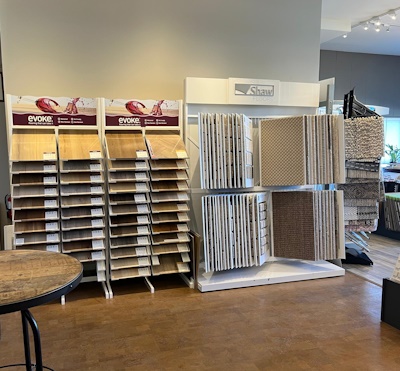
[{"x1": 0, "y1": 0, "x2": 322, "y2": 198}]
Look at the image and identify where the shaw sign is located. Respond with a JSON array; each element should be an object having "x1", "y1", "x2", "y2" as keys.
[{"x1": 228, "y1": 78, "x2": 280, "y2": 105}]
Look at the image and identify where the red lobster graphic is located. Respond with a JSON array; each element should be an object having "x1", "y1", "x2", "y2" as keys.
[
  {"x1": 35, "y1": 98, "x2": 60, "y2": 113},
  {"x1": 150, "y1": 100, "x2": 164, "y2": 116},
  {"x1": 125, "y1": 100, "x2": 146, "y2": 115}
]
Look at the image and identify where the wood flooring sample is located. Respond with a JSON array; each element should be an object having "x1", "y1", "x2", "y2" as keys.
[
  {"x1": 59, "y1": 132, "x2": 102, "y2": 160},
  {"x1": 11, "y1": 131, "x2": 57, "y2": 161},
  {"x1": 145, "y1": 133, "x2": 188, "y2": 159},
  {"x1": 106, "y1": 132, "x2": 148, "y2": 159}
]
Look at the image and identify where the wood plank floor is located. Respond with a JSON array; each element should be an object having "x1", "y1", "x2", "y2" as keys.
[
  {"x1": 1, "y1": 274, "x2": 400, "y2": 370},
  {"x1": 343, "y1": 233, "x2": 400, "y2": 286}
]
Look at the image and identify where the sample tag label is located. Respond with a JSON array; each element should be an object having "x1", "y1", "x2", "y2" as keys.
[
  {"x1": 177, "y1": 213, "x2": 187, "y2": 221},
  {"x1": 136, "y1": 183, "x2": 147, "y2": 191},
  {"x1": 176, "y1": 150, "x2": 187, "y2": 158},
  {"x1": 46, "y1": 245, "x2": 59, "y2": 252},
  {"x1": 138, "y1": 267, "x2": 150, "y2": 276},
  {"x1": 151, "y1": 255, "x2": 160, "y2": 265},
  {"x1": 138, "y1": 257, "x2": 149, "y2": 266},
  {"x1": 90, "y1": 186, "x2": 103, "y2": 193},
  {"x1": 177, "y1": 193, "x2": 187, "y2": 200},
  {"x1": 91, "y1": 197, "x2": 103, "y2": 205},
  {"x1": 45, "y1": 210, "x2": 58, "y2": 219},
  {"x1": 137, "y1": 236, "x2": 149, "y2": 245},
  {"x1": 43, "y1": 164, "x2": 56, "y2": 172},
  {"x1": 44, "y1": 188, "x2": 57, "y2": 196},
  {"x1": 90, "y1": 174, "x2": 102, "y2": 182},
  {"x1": 43, "y1": 176, "x2": 56, "y2": 184},
  {"x1": 137, "y1": 215, "x2": 149, "y2": 224},
  {"x1": 135, "y1": 247, "x2": 148, "y2": 256},
  {"x1": 46, "y1": 233, "x2": 58, "y2": 242},
  {"x1": 91, "y1": 208, "x2": 103, "y2": 216},
  {"x1": 177, "y1": 224, "x2": 187, "y2": 232},
  {"x1": 134, "y1": 194, "x2": 146, "y2": 203},
  {"x1": 90, "y1": 163, "x2": 101, "y2": 171},
  {"x1": 137, "y1": 226, "x2": 149, "y2": 234},
  {"x1": 91, "y1": 251, "x2": 104, "y2": 260},
  {"x1": 181, "y1": 252, "x2": 190, "y2": 262},
  {"x1": 136, "y1": 150, "x2": 148, "y2": 158},
  {"x1": 92, "y1": 239, "x2": 104, "y2": 249},
  {"x1": 177, "y1": 204, "x2": 187, "y2": 211},
  {"x1": 15, "y1": 238, "x2": 24, "y2": 245},
  {"x1": 91, "y1": 219, "x2": 103, "y2": 227},
  {"x1": 137, "y1": 204, "x2": 148, "y2": 213},
  {"x1": 135, "y1": 172, "x2": 147, "y2": 180},
  {"x1": 92, "y1": 229, "x2": 103, "y2": 238},
  {"x1": 135, "y1": 161, "x2": 147, "y2": 169},
  {"x1": 46, "y1": 222, "x2": 58, "y2": 231},
  {"x1": 177, "y1": 244, "x2": 187, "y2": 252},
  {"x1": 44, "y1": 199, "x2": 57, "y2": 207},
  {"x1": 43, "y1": 152, "x2": 56, "y2": 160},
  {"x1": 89, "y1": 151, "x2": 102, "y2": 159}
]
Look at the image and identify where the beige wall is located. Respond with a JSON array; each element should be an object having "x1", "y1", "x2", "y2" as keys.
[{"x1": 0, "y1": 0, "x2": 322, "y2": 199}]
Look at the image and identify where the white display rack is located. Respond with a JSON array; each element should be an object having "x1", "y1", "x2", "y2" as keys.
[{"x1": 184, "y1": 77, "x2": 345, "y2": 292}]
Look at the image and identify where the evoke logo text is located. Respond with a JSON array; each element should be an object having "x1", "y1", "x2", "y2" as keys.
[
  {"x1": 118, "y1": 117, "x2": 140, "y2": 124},
  {"x1": 28, "y1": 115, "x2": 53, "y2": 123},
  {"x1": 234, "y1": 83, "x2": 274, "y2": 97}
]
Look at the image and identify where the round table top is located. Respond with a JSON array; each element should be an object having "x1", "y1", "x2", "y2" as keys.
[{"x1": 0, "y1": 250, "x2": 83, "y2": 314}]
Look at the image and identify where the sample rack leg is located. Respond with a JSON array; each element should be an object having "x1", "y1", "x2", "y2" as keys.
[
  {"x1": 144, "y1": 277, "x2": 155, "y2": 293},
  {"x1": 106, "y1": 281, "x2": 114, "y2": 299},
  {"x1": 180, "y1": 273, "x2": 194, "y2": 289}
]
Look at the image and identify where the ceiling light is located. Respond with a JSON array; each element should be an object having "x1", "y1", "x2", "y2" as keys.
[
  {"x1": 342, "y1": 33, "x2": 347, "y2": 38},
  {"x1": 363, "y1": 22, "x2": 369, "y2": 30},
  {"x1": 375, "y1": 24, "x2": 381, "y2": 32},
  {"x1": 389, "y1": 10, "x2": 397, "y2": 20},
  {"x1": 373, "y1": 17, "x2": 381, "y2": 26}
]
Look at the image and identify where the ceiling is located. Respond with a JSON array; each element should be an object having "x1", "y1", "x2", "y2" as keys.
[{"x1": 321, "y1": 0, "x2": 400, "y2": 56}]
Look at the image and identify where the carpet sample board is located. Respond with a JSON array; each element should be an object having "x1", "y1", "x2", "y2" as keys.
[
  {"x1": 202, "y1": 193, "x2": 270, "y2": 272},
  {"x1": 259, "y1": 115, "x2": 345, "y2": 186},
  {"x1": 198, "y1": 113, "x2": 254, "y2": 189},
  {"x1": 271, "y1": 190, "x2": 345, "y2": 261},
  {"x1": 344, "y1": 116, "x2": 384, "y2": 160}
]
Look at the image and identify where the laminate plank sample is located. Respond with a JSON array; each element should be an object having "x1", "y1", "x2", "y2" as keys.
[
  {"x1": 110, "y1": 257, "x2": 150, "y2": 270},
  {"x1": 151, "y1": 223, "x2": 189, "y2": 234},
  {"x1": 61, "y1": 184, "x2": 104, "y2": 196},
  {"x1": 15, "y1": 232, "x2": 60, "y2": 246},
  {"x1": 11, "y1": 131, "x2": 57, "y2": 161},
  {"x1": 110, "y1": 225, "x2": 150, "y2": 237},
  {"x1": 60, "y1": 172, "x2": 103, "y2": 184},
  {"x1": 109, "y1": 182, "x2": 149, "y2": 194},
  {"x1": 145, "y1": 133, "x2": 188, "y2": 159},
  {"x1": 150, "y1": 181, "x2": 189, "y2": 192},
  {"x1": 151, "y1": 212, "x2": 189, "y2": 224},
  {"x1": 109, "y1": 204, "x2": 149, "y2": 216},
  {"x1": 110, "y1": 214, "x2": 149, "y2": 227},
  {"x1": 61, "y1": 160, "x2": 103, "y2": 173},
  {"x1": 63, "y1": 229, "x2": 104, "y2": 242},
  {"x1": 11, "y1": 161, "x2": 57, "y2": 174},
  {"x1": 69, "y1": 250, "x2": 105, "y2": 262},
  {"x1": 151, "y1": 202, "x2": 189, "y2": 213},
  {"x1": 150, "y1": 192, "x2": 189, "y2": 203},
  {"x1": 110, "y1": 236, "x2": 150, "y2": 248},
  {"x1": 106, "y1": 132, "x2": 148, "y2": 159},
  {"x1": 58, "y1": 131, "x2": 102, "y2": 160},
  {"x1": 108, "y1": 171, "x2": 149, "y2": 182},
  {"x1": 13, "y1": 186, "x2": 58, "y2": 198},
  {"x1": 107, "y1": 159, "x2": 149, "y2": 171},
  {"x1": 14, "y1": 221, "x2": 59, "y2": 234},
  {"x1": 151, "y1": 232, "x2": 190, "y2": 245},
  {"x1": 151, "y1": 243, "x2": 190, "y2": 255},
  {"x1": 12, "y1": 173, "x2": 57, "y2": 186},
  {"x1": 151, "y1": 254, "x2": 190, "y2": 275},
  {"x1": 110, "y1": 246, "x2": 150, "y2": 259},
  {"x1": 109, "y1": 193, "x2": 148, "y2": 205},
  {"x1": 61, "y1": 195, "x2": 104, "y2": 207},
  {"x1": 13, "y1": 197, "x2": 58, "y2": 210},
  {"x1": 14, "y1": 209, "x2": 58, "y2": 222},
  {"x1": 111, "y1": 267, "x2": 151, "y2": 280},
  {"x1": 62, "y1": 218, "x2": 104, "y2": 231},
  {"x1": 62, "y1": 239, "x2": 105, "y2": 253},
  {"x1": 62, "y1": 207, "x2": 104, "y2": 219},
  {"x1": 150, "y1": 170, "x2": 189, "y2": 181},
  {"x1": 149, "y1": 159, "x2": 188, "y2": 170}
]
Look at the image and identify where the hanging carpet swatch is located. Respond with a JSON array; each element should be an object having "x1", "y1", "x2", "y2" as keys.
[
  {"x1": 259, "y1": 115, "x2": 345, "y2": 186},
  {"x1": 271, "y1": 190, "x2": 345, "y2": 261}
]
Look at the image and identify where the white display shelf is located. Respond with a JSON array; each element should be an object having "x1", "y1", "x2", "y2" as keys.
[{"x1": 197, "y1": 258, "x2": 344, "y2": 292}]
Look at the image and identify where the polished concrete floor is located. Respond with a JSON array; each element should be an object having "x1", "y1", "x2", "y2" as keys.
[{"x1": 0, "y1": 273, "x2": 399, "y2": 371}]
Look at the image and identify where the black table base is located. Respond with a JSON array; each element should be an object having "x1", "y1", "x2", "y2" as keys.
[{"x1": 21, "y1": 310, "x2": 43, "y2": 371}]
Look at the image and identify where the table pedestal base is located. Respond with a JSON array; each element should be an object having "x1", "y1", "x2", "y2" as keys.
[{"x1": 21, "y1": 309, "x2": 43, "y2": 371}]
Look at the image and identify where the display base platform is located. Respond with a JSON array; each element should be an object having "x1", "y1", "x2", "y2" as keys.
[{"x1": 197, "y1": 258, "x2": 345, "y2": 292}]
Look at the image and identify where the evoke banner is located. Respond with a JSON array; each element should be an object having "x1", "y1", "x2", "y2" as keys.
[
  {"x1": 11, "y1": 95, "x2": 97, "y2": 126},
  {"x1": 104, "y1": 98, "x2": 179, "y2": 127}
]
